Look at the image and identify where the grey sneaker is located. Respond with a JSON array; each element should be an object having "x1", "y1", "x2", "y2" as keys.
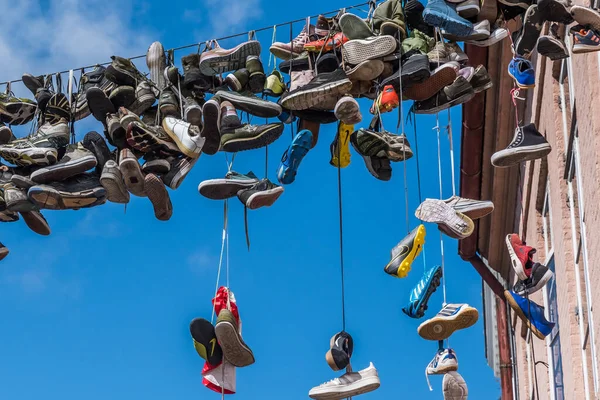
[
  {"x1": 309, "y1": 362, "x2": 380, "y2": 399},
  {"x1": 350, "y1": 129, "x2": 413, "y2": 162},
  {"x1": 161, "y1": 156, "x2": 197, "y2": 190},
  {"x1": 184, "y1": 97, "x2": 203, "y2": 127},
  {"x1": 443, "y1": 195, "x2": 494, "y2": 219},
  {"x1": 281, "y1": 70, "x2": 352, "y2": 111},
  {"x1": 237, "y1": 178, "x2": 284, "y2": 210},
  {"x1": 415, "y1": 198, "x2": 474, "y2": 239},
  {"x1": 142, "y1": 155, "x2": 172, "y2": 175},
  {"x1": 220, "y1": 123, "x2": 284, "y2": 152},
  {"x1": 2, "y1": 183, "x2": 37, "y2": 212},
  {"x1": 145, "y1": 173, "x2": 172, "y2": 221},
  {"x1": 146, "y1": 41, "x2": 167, "y2": 92},
  {"x1": 214, "y1": 90, "x2": 282, "y2": 118},
  {"x1": 73, "y1": 65, "x2": 117, "y2": 121},
  {"x1": 27, "y1": 172, "x2": 106, "y2": 210},
  {"x1": 159, "y1": 89, "x2": 180, "y2": 117},
  {"x1": 198, "y1": 171, "x2": 259, "y2": 200},
  {"x1": 128, "y1": 81, "x2": 156, "y2": 115},
  {"x1": 105, "y1": 56, "x2": 146, "y2": 86},
  {"x1": 100, "y1": 160, "x2": 130, "y2": 204},
  {"x1": 442, "y1": 371, "x2": 468, "y2": 400},
  {"x1": 30, "y1": 143, "x2": 97, "y2": 184},
  {"x1": 119, "y1": 149, "x2": 146, "y2": 197}
]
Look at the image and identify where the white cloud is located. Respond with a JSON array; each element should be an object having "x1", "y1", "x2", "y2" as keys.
[
  {"x1": 186, "y1": 0, "x2": 263, "y2": 40},
  {"x1": 187, "y1": 248, "x2": 216, "y2": 275}
]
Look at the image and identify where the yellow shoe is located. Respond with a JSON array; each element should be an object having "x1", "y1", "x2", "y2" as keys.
[
  {"x1": 330, "y1": 122, "x2": 353, "y2": 168},
  {"x1": 384, "y1": 224, "x2": 426, "y2": 278}
]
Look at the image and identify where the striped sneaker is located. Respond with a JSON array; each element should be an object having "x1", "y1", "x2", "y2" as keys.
[
  {"x1": 426, "y1": 348, "x2": 458, "y2": 390},
  {"x1": 415, "y1": 198, "x2": 474, "y2": 239},
  {"x1": 572, "y1": 27, "x2": 600, "y2": 54},
  {"x1": 417, "y1": 303, "x2": 479, "y2": 341},
  {"x1": 443, "y1": 195, "x2": 494, "y2": 219},
  {"x1": 403, "y1": 265, "x2": 443, "y2": 318}
]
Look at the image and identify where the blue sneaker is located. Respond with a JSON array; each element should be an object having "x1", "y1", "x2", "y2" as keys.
[
  {"x1": 277, "y1": 129, "x2": 313, "y2": 185},
  {"x1": 402, "y1": 265, "x2": 443, "y2": 319},
  {"x1": 508, "y1": 57, "x2": 535, "y2": 89},
  {"x1": 422, "y1": 0, "x2": 473, "y2": 38},
  {"x1": 505, "y1": 290, "x2": 555, "y2": 339}
]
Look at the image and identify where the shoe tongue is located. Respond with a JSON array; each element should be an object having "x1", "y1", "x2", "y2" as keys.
[{"x1": 246, "y1": 171, "x2": 258, "y2": 180}]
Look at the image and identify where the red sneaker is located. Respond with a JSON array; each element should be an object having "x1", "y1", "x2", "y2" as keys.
[
  {"x1": 506, "y1": 234, "x2": 536, "y2": 280},
  {"x1": 304, "y1": 32, "x2": 348, "y2": 52},
  {"x1": 370, "y1": 85, "x2": 399, "y2": 114}
]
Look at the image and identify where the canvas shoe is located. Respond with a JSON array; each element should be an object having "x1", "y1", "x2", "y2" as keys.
[
  {"x1": 508, "y1": 57, "x2": 535, "y2": 89},
  {"x1": 468, "y1": 65, "x2": 493, "y2": 93},
  {"x1": 456, "y1": 0, "x2": 480, "y2": 18},
  {"x1": 161, "y1": 156, "x2": 197, "y2": 190},
  {"x1": 339, "y1": 13, "x2": 375, "y2": 40},
  {"x1": 505, "y1": 290, "x2": 554, "y2": 339},
  {"x1": 215, "y1": 309, "x2": 254, "y2": 367},
  {"x1": 270, "y1": 24, "x2": 316, "y2": 60},
  {"x1": 304, "y1": 32, "x2": 349, "y2": 53},
  {"x1": 221, "y1": 122, "x2": 284, "y2": 152},
  {"x1": 20, "y1": 210, "x2": 51, "y2": 236},
  {"x1": 30, "y1": 143, "x2": 97, "y2": 184},
  {"x1": 127, "y1": 81, "x2": 156, "y2": 116},
  {"x1": 571, "y1": 5, "x2": 600, "y2": 31},
  {"x1": 105, "y1": 56, "x2": 146, "y2": 87},
  {"x1": 142, "y1": 154, "x2": 172, "y2": 175},
  {"x1": 2, "y1": 183, "x2": 37, "y2": 212},
  {"x1": 427, "y1": 41, "x2": 452, "y2": 65},
  {"x1": 82, "y1": 131, "x2": 111, "y2": 173},
  {"x1": 465, "y1": 27, "x2": 509, "y2": 47},
  {"x1": 119, "y1": 149, "x2": 146, "y2": 197},
  {"x1": 0, "y1": 93, "x2": 37, "y2": 126},
  {"x1": 373, "y1": 0, "x2": 408, "y2": 38},
  {"x1": 334, "y1": 96, "x2": 362, "y2": 125},
  {"x1": 415, "y1": 198, "x2": 474, "y2": 239},
  {"x1": 418, "y1": 304, "x2": 479, "y2": 340},
  {"x1": 325, "y1": 331, "x2": 354, "y2": 372},
  {"x1": 100, "y1": 160, "x2": 129, "y2": 204},
  {"x1": 246, "y1": 56, "x2": 266, "y2": 94},
  {"x1": 199, "y1": 40, "x2": 261, "y2": 76},
  {"x1": 183, "y1": 97, "x2": 203, "y2": 128},
  {"x1": 513, "y1": 5, "x2": 543, "y2": 57},
  {"x1": 537, "y1": 33, "x2": 569, "y2": 60},
  {"x1": 330, "y1": 122, "x2": 353, "y2": 168},
  {"x1": 162, "y1": 116, "x2": 205, "y2": 158},
  {"x1": 214, "y1": 90, "x2": 282, "y2": 118},
  {"x1": 27, "y1": 172, "x2": 106, "y2": 210},
  {"x1": 403, "y1": 265, "x2": 443, "y2": 319},
  {"x1": 426, "y1": 348, "x2": 459, "y2": 390},
  {"x1": 404, "y1": 62, "x2": 459, "y2": 101},
  {"x1": 281, "y1": 70, "x2": 352, "y2": 111},
  {"x1": 264, "y1": 70, "x2": 286, "y2": 97},
  {"x1": 146, "y1": 41, "x2": 167, "y2": 92},
  {"x1": 341, "y1": 36, "x2": 397, "y2": 65},
  {"x1": 514, "y1": 262, "x2": 554, "y2": 295},
  {"x1": 158, "y1": 89, "x2": 180, "y2": 117},
  {"x1": 385, "y1": 224, "x2": 426, "y2": 278},
  {"x1": 145, "y1": 173, "x2": 172, "y2": 221},
  {"x1": 572, "y1": 27, "x2": 600, "y2": 54},
  {"x1": 277, "y1": 129, "x2": 313, "y2": 185},
  {"x1": 224, "y1": 68, "x2": 250, "y2": 92},
  {"x1": 505, "y1": 233, "x2": 536, "y2": 280},
  {"x1": 443, "y1": 195, "x2": 494, "y2": 219},
  {"x1": 309, "y1": 362, "x2": 380, "y2": 399},
  {"x1": 443, "y1": 371, "x2": 468, "y2": 400},
  {"x1": 413, "y1": 76, "x2": 475, "y2": 114},
  {"x1": 0, "y1": 243, "x2": 8, "y2": 261},
  {"x1": 73, "y1": 65, "x2": 116, "y2": 121},
  {"x1": 189, "y1": 318, "x2": 223, "y2": 366},
  {"x1": 423, "y1": 0, "x2": 473, "y2": 37},
  {"x1": 126, "y1": 121, "x2": 181, "y2": 156},
  {"x1": 198, "y1": 171, "x2": 259, "y2": 200},
  {"x1": 491, "y1": 123, "x2": 551, "y2": 167},
  {"x1": 237, "y1": 178, "x2": 284, "y2": 210}
]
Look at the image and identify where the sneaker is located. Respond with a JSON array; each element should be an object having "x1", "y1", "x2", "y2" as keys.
[
  {"x1": 2, "y1": 183, "x2": 37, "y2": 212},
  {"x1": 221, "y1": 122, "x2": 284, "y2": 152},
  {"x1": 315, "y1": 15, "x2": 332, "y2": 37},
  {"x1": 180, "y1": 53, "x2": 205, "y2": 90},
  {"x1": 334, "y1": 96, "x2": 362, "y2": 124},
  {"x1": 214, "y1": 90, "x2": 282, "y2": 118},
  {"x1": 142, "y1": 154, "x2": 172, "y2": 175},
  {"x1": 27, "y1": 173, "x2": 106, "y2": 210},
  {"x1": 304, "y1": 32, "x2": 349, "y2": 53},
  {"x1": 0, "y1": 124, "x2": 14, "y2": 145},
  {"x1": 405, "y1": 1, "x2": 435, "y2": 35},
  {"x1": 128, "y1": 81, "x2": 156, "y2": 116},
  {"x1": 105, "y1": 56, "x2": 146, "y2": 86},
  {"x1": 246, "y1": 56, "x2": 266, "y2": 94},
  {"x1": 225, "y1": 68, "x2": 250, "y2": 92},
  {"x1": 264, "y1": 70, "x2": 286, "y2": 97},
  {"x1": 426, "y1": 348, "x2": 458, "y2": 390},
  {"x1": 491, "y1": 123, "x2": 551, "y2": 167},
  {"x1": 344, "y1": 59, "x2": 385, "y2": 82},
  {"x1": 423, "y1": 0, "x2": 473, "y2": 37},
  {"x1": 146, "y1": 41, "x2": 167, "y2": 92},
  {"x1": 380, "y1": 53, "x2": 431, "y2": 90},
  {"x1": 145, "y1": 173, "x2": 172, "y2": 221},
  {"x1": 308, "y1": 363, "x2": 380, "y2": 399},
  {"x1": 0, "y1": 119, "x2": 69, "y2": 167},
  {"x1": 330, "y1": 122, "x2": 353, "y2": 168},
  {"x1": 0, "y1": 243, "x2": 8, "y2": 261},
  {"x1": 82, "y1": 131, "x2": 111, "y2": 173},
  {"x1": 73, "y1": 65, "x2": 116, "y2": 121},
  {"x1": 158, "y1": 89, "x2": 179, "y2": 117},
  {"x1": 45, "y1": 93, "x2": 71, "y2": 124},
  {"x1": 351, "y1": 128, "x2": 413, "y2": 162},
  {"x1": 119, "y1": 149, "x2": 146, "y2": 197},
  {"x1": 21, "y1": 74, "x2": 44, "y2": 97},
  {"x1": 281, "y1": 70, "x2": 352, "y2": 111},
  {"x1": 200, "y1": 99, "x2": 221, "y2": 155},
  {"x1": 537, "y1": 32, "x2": 569, "y2": 60},
  {"x1": 277, "y1": 129, "x2": 313, "y2": 185},
  {"x1": 373, "y1": 0, "x2": 408, "y2": 38},
  {"x1": 504, "y1": 290, "x2": 554, "y2": 339},
  {"x1": 418, "y1": 304, "x2": 479, "y2": 340},
  {"x1": 87, "y1": 87, "x2": 117, "y2": 123},
  {"x1": 572, "y1": 27, "x2": 600, "y2": 54},
  {"x1": 465, "y1": 27, "x2": 509, "y2": 47},
  {"x1": 199, "y1": 40, "x2": 261, "y2": 76},
  {"x1": 444, "y1": 20, "x2": 490, "y2": 41},
  {"x1": 498, "y1": 0, "x2": 531, "y2": 9},
  {"x1": 339, "y1": 13, "x2": 375, "y2": 40},
  {"x1": 106, "y1": 113, "x2": 127, "y2": 149},
  {"x1": 360, "y1": 155, "x2": 392, "y2": 181},
  {"x1": 505, "y1": 233, "x2": 536, "y2": 280},
  {"x1": 514, "y1": 262, "x2": 554, "y2": 295},
  {"x1": 20, "y1": 210, "x2": 51, "y2": 236},
  {"x1": 370, "y1": 85, "x2": 399, "y2": 114},
  {"x1": 443, "y1": 195, "x2": 494, "y2": 219},
  {"x1": 443, "y1": 371, "x2": 468, "y2": 400},
  {"x1": 270, "y1": 24, "x2": 316, "y2": 60},
  {"x1": 385, "y1": 224, "x2": 426, "y2": 278},
  {"x1": 108, "y1": 85, "x2": 136, "y2": 109},
  {"x1": 415, "y1": 198, "x2": 474, "y2": 239},
  {"x1": 341, "y1": 36, "x2": 397, "y2": 65},
  {"x1": 183, "y1": 97, "x2": 203, "y2": 128},
  {"x1": 413, "y1": 76, "x2": 475, "y2": 114},
  {"x1": 126, "y1": 121, "x2": 181, "y2": 156},
  {"x1": 325, "y1": 331, "x2": 354, "y2": 371},
  {"x1": 162, "y1": 116, "x2": 205, "y2": 158},
  {"x1": 199, "y1": 171, "x2": 259, "y2": 200},
  {"x1": 0, "y1": 93, "x2": 37, "y2": 126},
  {"x1": 100, "y1": 160, "x2": 129, "y2": 204},
  {"x1": 427, "y1": 41, "x2": 452, "y2": 65},
  {"x1": 162, "y1": 156, "x2": 197, "y2": 190},
  {"x1": 30, "y1": 143, "x2": 97, "y2": 184},
  {"x1": 404, "y1": 63, "x2": 459, "y2": 101},
  {"x1": 279, "y1": 53, "x2": 339, "y2": 74},
  {"x1": 237, "y1": 178, "x2": 284, "y2": 210},
  {"x1": 446, "y1": 42, "x2": 470, "y2": 63},
  {"x1": 189, "y1": 318, "x2": 223, "y2": 366},
  {"x1": 571, "y1": 5, "x2": 600, "y2": 31},
  {"x1": 537, "y1": 0, "x2": 573, "y2": 23},
  {"x1": 456, "y1": 0, "x2": 480, "y2": 18},
  {"x1": 403, "y1": 265, "x2": 443, "y2": 318},
  {"x1": 469, "y1": 65, "x2": 493, "y2": 93},
  {"x1": 513, "y1": 5, "x2": 543, "y2": 57},
  {"x1": 214, "y1": 308, "x2": 254, "y2": 367}
]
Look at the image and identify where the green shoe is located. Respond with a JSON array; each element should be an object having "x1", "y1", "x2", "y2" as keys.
[
  {"x1": 190, "y1": 318, "x2": 223, "y2": 365},
  {"x1": 402, "y1": 29, "x2": 435, "y2": 54},
  {"x1": 339, "y1": 13, "x2": 374, "y2": 40},
  {"x1": 373, "y1": 0, "x2": 407, "y2": 39},
  {"x1": 245, "y1": 55, "x2": 266, "y2": 94},
  {"x1": 0, "y1": 93, "x2": 37, "y2": 126},
  {"x1": 215, "y1": 309, "x2": 255, "y2": 367},
  {"x1": 224, "y1": 68, "x2": 250, "y2": 92},
  {"x1": 263, "y1": 70, "x2": 286, "y2": 98}
]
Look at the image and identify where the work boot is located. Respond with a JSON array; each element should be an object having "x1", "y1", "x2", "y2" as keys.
[
  {"x1": 181, "y1": 53, "x2": 204, "y2": 90},
  {"x1": 373, "y1": 0, "x2": 407, "y2": 39}
]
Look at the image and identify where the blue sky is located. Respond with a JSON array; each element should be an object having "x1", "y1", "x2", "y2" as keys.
[{"x1": 0, "y1": 0, "x2": 499, "y2": 399}]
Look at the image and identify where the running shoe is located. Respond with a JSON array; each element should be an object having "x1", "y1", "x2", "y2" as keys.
[
  {"x1": 505, "y1": 233, "x2": 536, "y2": 280},
  {"x1": 418, "y1": 303, "x2": 479, "y2": 341},
  {"x1": 504, "y1": 290, "x2": 554, "y2": 339},
  {"x1": 370, "y1": 85, "x2": 399, "y2": 114},
  {"x1": 403, "y1": 265, "x2": 443, "y2": 319},
  {"x1": 277, "y1": 129, "x2": 313, "y2": 185},
  {"x1": 426, "y1": 348, "x2": 458, "y2": 390},
  {"x1": 385, "y1": 224, "x2": 426, "y2": 278}
]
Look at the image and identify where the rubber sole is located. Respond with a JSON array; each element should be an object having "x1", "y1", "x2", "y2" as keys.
[
  {"x1": 277, "y1": 130, "x2": 313, "y2": 185},
  {"x1": 28, "y1": 185, "x2": 106, "y2": 210},
  {"x1": 86, "y1": 87, "x2": 116, "y2": 123},
  {"x1": 423, "y1": 8, "x2": 473, "y2": 37},
  {"x1": 109, "y1": 86, "x2": 136, "y2": 108},
  {"x1": 385, "y1": 225, "x2": 426, "y2": 278},
  {"x1": 514, "y1": 5, "x2": 542, "y2": 56},
  {"x1": 146, "y1": 42, "x2": 167, "y2": 91},
  {"x1": 404, "y1": 67, "x2": 457, "y2": 101},
  {"x1": 199, "y1": 41, "x2": 261, "y2": 75},
  {"x1": 491, "y1": 142, "x2": 551, "y2": 167},
  {"x1": 0, "y1": 147, "x2": 58, "y2": 167},
  {"x1": 505, "y1": 234, "x2": 528, "y2": 281},
  {"x1": 572, "y1": 43, "x2": 600, "y2": 54},
  {"x1": 198, "y1": 178, "x2": 258, "y2": 200},
  {"x1": 245, "y1": 186, "x2": 284, "y2": 209},
  {"x1": 334, "y1": 97, "x2": 361, "y2": 124},
  {"x1": 145, "y1": 173, "x2": 172, "y2": 221},
  {"x1": 309, "y1": 376, "x2": 381, "y2": 400},
  {"x1": 269, "y1": 44, "x2": 303, "y2": 61},
  {"x1": 571, "y1": 5, "x2": 600, "y2": 31},
  {"x1": 127, "y1": 122, "x2": 180, "y2": 156},
  {"x1": 189, "y1": 318, "x2": 222, "y2": 365},
  {"x1": 214, "y1": 320, "x2": 255, "y2": 367},
  {"x1": 342, "y1": 36, "x2": 397, "y2": 65},
  {"x1": 339, "y1": 13, "x2": 375, "y2": 40},
  {"x1": 345, "y1": 60, "x2": 385, "y2": 81},
  {"x1": 200, "y1": 100, "x2": 221, "y2": 155},
  {"x1": 215, "y1": 91, "x2": 282, "y2": 118},
  {"x1": 20, "y1": 211, "x2": 51, "y2": 236},
  {"x1": 119, "y1": 157, "x2": 146, "y2": 197},
  {"x1": 100, "y1": 168, "x2": 130, "y2": 204},
  {"x1": 414, "y1": 90, "x2": 476, "y2": 115},
  {"x1": 452, "y1": 201, "x2": 494, "y2": 219},
  {"x1": 415, "y1": 199, "x2": 474, "y2": 238},
  {"x1": 0, "y1": 246, "x2": 9, "y2": 261},
  {"x1": 417, "y1": 306, "x2": 479, "y2": 340},
  {"x1": 504, "y1": 290, "x2": 547, "y2": 340},
  {"x1": 30, "y1": 155, "x2": 97, "y2": 184},
  {"x1": 221, "y1": 123, "x2": 284, "y2": 152},
  {"x1": 281, "y1": 79, "x2": 353, "y2": 111}
]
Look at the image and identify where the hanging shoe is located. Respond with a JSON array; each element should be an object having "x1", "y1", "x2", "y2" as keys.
[
  {"x1": 105, "y1": 56, "x2": 146, "y2": 87},
  {"x1": 350, "y1": 129, "x2": 413, "y2": 162},
  {"x1": 344, "y1": 59, "x2": 385, "y2": 82},
  {"x1": 505, "y1": 233, "x2": 536, "y2": 281},
  {"x1": 237, "y1": 178, "x2": 284, "y2": 210},
  {"x1": 220, "y1": 120, "x2": 284, "y2": 153},
  {"x1": 0, "y1": 243, "x2": 8, "y2": 261},
  {"x1": 199, "y1": 171, "x2": 259, "y2": 200},
  {"x1": 215, "y1": 90, "x2": 282, "y2": 118},
  {"x1": 373, "y1": 0, "x2": 407, "y2": 38},
  {"x1": 126, "y1": 120, "x2": 181, "y2": 156},
  {"x1": 315, "y1": 14, "x2": 332, "y2": 37},
  {"x1": 370, "y1": 85, "x2": 399, "y2": 114},
  {"x1": 100, "y1": 160, "x2": 130, "y2": 204},
  {"x1": 491, "y1": 123, "x2": 551, "y2": 167},
  {"x1": 415, "y1": 198, "x2": 474, "y2": 239},
  {"x1": 465, "y1": 27, "x2": 509, "y2": 47},
  {"x1": 380, "y1": 53, "x2": 431, "y2": 91},
  {"x1": 270, "y1": 24, "x2": 316, "y2": 60},
  {"x1": 385, "y1": 224, "x2": 426, "y2": 278},
  {"x1": 330, "y1": 122, "x2": 353, "y2": 168},
  {"x1": 146, "y1": 41, "x2": 167, "y2": 92},
  {"x1": 45, "y1": 93, "x2": 71, "y2": 125},
  {"x1": 82, "y1": 131, "x2": 111, "y2": 173},
  {"x1": 308, "y1": 363, "x2": 380, "y2": 400},
  {"x1": 325, "y1": 331, "x2": 354, "y2": 371},
  {"x1": 73, "y1": 65, "x2": 117, "y2": 121},
  {"x1": 304, "y1": 32, "x2": 349, "y2": 53},
  {"x1": 426, "y1": 348, "x2": 458, "y2": 390},
  {"x1": 468, "y1": 65, "x2": 493, "y2": 93},
  {"x1": 145, "y1": 173, "x2": 172, "y2": 221},
  {"x1": 199, "y1": 40, "x2": 261, "y2": 76},
  {"x1": 341, "y1": 36, "x2": 397, "y2": 65},
  {"x1": 504, "y1": 290, "x2": 554, "y2": 339},
  {"x1": 339, "y1": 13, "x2": 375, "y2": 40},
  {"x1": 87, "y1": 87, "x2": 117, "y2": 123},
  {"x1": 413, "y1": 76, "x2": 475, "y2": 114},
  {"x1": 127, "y1": 81, "x2": 156, "y2": 116},
  {"x1": 0, "y1": 124, "x2": 14, "y2": 145},
  {"x1": 405, "y1": 62, "x2": 459, "y2": 101},
  {"x1": 30, "y1": 143, "x2": 97, "y2": 184},
  {"x1": 571, "y1": 26, "x2": 600, "y2": 54},
  {"x1": 162, "y1": 156, "x2": 197, "y2": 190},
  {"x1": 158, "y1": 89, "x2": 180, "y2": 118},
  {"x1": 183, "y1": 97, "x2": 203, "y2": 128},
  {"x1": 0, "y1": 93, "x2": 37, "y2": 126},
  {"x1": 443, "y1": 195, "x2": 494, "y2": 219},
  {"x1": 334, "y1": 96, "x2": 362, "y2": 125},
  {"x1": 189, "y1": 318, "x2": 224, "y2": 366},
  {"x1": 142, "y1": 154, "x2": 172, "y2": 175},
  {"x1": 456, "y1": 0, "x2": 480, "y2": 18},
  {"x1": 404, "y1": 0, "x2": 435, "y2": 36},
  {"x1": 277, "y1": 129, "x2": 313, "y2": 185},
  {"x1": 570, "y1": 5, "x2": 600, "y2": 31},
  {"x1": 443, "y1": 371, "x2": 468, "y2": 399},
  {"x1": 403, "y1": 265, "x2": 443, "y2": 318},
  {"x1": 422, "y1": 0, "x2": 473, "y2": 37},
  {"x1": 20, "y1": 210, "x2": 51, "y2": 236},
  {"x1": 108, "y1": 85, "x2": 136, "y2": 109},
  {"x1": 224, "y1": 68, "x2": 250, "y2": 92},
  {"x1": 264, "y1": 70, "x2": 286, "y2": 98},
  {"x1": 161, "y1": 116, "x2": 205, "y2": 158},
  {"x1": 537, "y1": 24, "x2": 569, "y2": 60},
  {"x1": 200, "y1": 99, "x2": 221, "y2": 155},
  {"x1": 2, "y1": 183, "x2": 37, "y2": 212},
  {"x1": 27, "y1": 172, "x2": 106, "y2": 210},
  {"x1": 513, "y1": 262, "x2": 554, "y2": 295},
  {"x1": 246, "y1": 56, "x2": 266, "y2": 94},
  {"x1": 215, "y1": 308, "x2": 255, "y2": 367},
  {"x1": 513, "y1": 5, "x2": 544, "y2": 57},
  {"x1": 537, "y1": 0, "x2": 573, "y2": 23},
  {"x1": 418, "y1": 303, "x2": 479, "y2": 341},
  {"x1": 281, "y1": 70, "x2": 352, "y2": 111},
  {"x1": 119, "y1": 148, "x2": 146, "y2": 197}
]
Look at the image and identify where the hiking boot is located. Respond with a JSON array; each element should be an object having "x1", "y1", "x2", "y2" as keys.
[
  {"x1": 146, "y1": 41, "x2": 168, "y2": 92},
  {"x1": 342, "y1": 36, "x2": 397, "y2": 65},
  {"x1": 159, "y1": 89, "x2": 180, "y2": 117},
  {"x1": 127, "y1": 81, "x2": 156, "y2": 116},
  {"x1": 142, "y1": 154, "x2": 172, "y2": 175},
  {"x1": 162, "y1": 156, "x2": 197, "y2": 190},
  {"x1": 0, "y1": 118, "x2": 69, "y2": 167},
  {"x1": 513, "y1": 5, "x2": 543, "y2": 57},
  {"x1": 334, "y1": 96, "x2": 362, "y2": 125},
  {"x1": 373, "y1": 0, "x2": 407, "y2": 38},
  {"x1": 403, "y1": 265, "x2": 443, "y2": 318},
  {"x1": 572, "y1": 26, "x2": 600, "y2": 54},
  {"x1": 457, "y1": 0, "x2": 480, "y2": 18},
  {"x1": 508, "y1": 57, "x2": 535, "y2": 89},
  {"x1": 73, "y1": 65, "x2": 116, "y2": 121},
  {"x1": 277, "y1": 129, "x2": 313, "y2": 185},
  {"x1": 404, "y1": 62, "x2": 459, "y2": 101},
  {"x1": 0, "y1": 243, "x2": 8, "y2": 261},
  {"x1": 491, "y1": 123, "x2": 551, "y2": 167},
  {"x1": 264, "y1": 70, "x2": 286, "y2": 97},
  {"x1": 246, "y1": 56, "x2": 266, "y2": 94},
  {"x1": 423, "y1": 0, "x2": 473, "y2": 37},
  {"x1": 0, "y1": 93, "x2": 37, "y2": 126},
  {"x1": 351, "y1": 128, "x2": 413, "y2": 162},
  {"x1": 30, "y1": 143, "x2": 97, "y2": 184},
  {"x1": 87, "y1": 87, "x2": 116, "y2": 123},
  {"x1": 215, "y1": 90, "x2": 282, "y2": 118},
  {"x1": 304, "y1": 32, "x2": 349, "y2": 52},
  {"x1": 426, "y1": 348, "x2": 459, "y2": 390},
  {"x1": 105, "y1": 56, "x2": 146, "y2": 86},
  {"x1": 189, "y1": 318, "x2": 223, "y2": 366},
  {"x1": 330, "y1": 122, "x2": 353, "y2": 168},
  {"x1": 145, "y1": 173, "x2": 172, "y2": 221},
  {"x1": 183, "y1": 97, "x2": 203, "y2": 128},
  {"x1": 0, "y1": 124, "x2": 15, "y2": 145},
  {"x1": 325, "y1": 331, "x2": 354, "y2": 371},
  {"x1": 224, "y1": 68, "x2": 250, "y2": 92},
  {"x1": 199, "y1": 40, "x2": 261, "y2": 76},
  {"x1": 20, "y1": 210, "x2": 51, "y2": 236},
  {"x1": 198, "y1": 171, "x2": 259, "y2": 200},
  {"x1": 181, "y1": 53, "x2": 205, "y2": 90},
  {"x1": 344, "y1": 59, "x2": 385, "y2": 81},
  {"x1": 270, "y1": 24, "x2": 316, "y2": 60},
  {"x1": 514, "y1": 262, "x2": 554, "y2": 295},
  {"x1": 100, "y1": 160, "x2": 129, "y2": 204},
  {"x1": 418, "y1": 304, "x2": 479, "y2": 340},
  {"x1": 504, "y1": 290, "x2": 554, "y2": 339},
  {"x1": 505, "y1": 233, "x2": 536, "y2": 280},
  {"x1": 339, "y1": 13, "x2": 375, "y2": 40},
  {"x1": 571, "y1": 5, "x2": 600, "y2": 31},
  {"x1": 405, "y1": 0, "x2": 435, "y2": 36},
  {"x1": 27, "y1": 172, "x2": 106, "y2": 210},
  {"x1": 538, "y1": 0, "x2": 573, "y2": 23},
  {"x1": 215, "y1": 309, "x2": 255, "y2": 367},
  {"x1": 309, "y1": 363, "x2": 380, "y2": 400},
  {"x1": 415, "y1": 198, "x2": 474, "y2": 238},
  {"x1": 126, "y1": 121, "x2": 181, "y2": 156},
  {"x1": 109, "y1": 85, "x2": 136, "y2": 109},
  {"x1": 370, "y1": 85, "x2": 399, "y2": 114},
  {"x1": 237, "y1": 178, "x2": 284, "y2": 209},
  {"x1": 469, "y1": 65, "x2": 493, "y2": 93},
  {"x1": 281, "y1": 70, "x2": 352, "y2": 111},
  {"x1": 2, "y1": 183, "x2": 37, "y2": 212},
  {"x1": 119, "y1": 149, "x2": 146, "y2": 197},
  {"x1": 385, "y1": 224, "x2": 426, "y2": 278},
  {"x1": 221, "y1": 122, "x2": 284, "y2": 152},
  {"x1": 162, "y1": 117, "x2": 205, "y2": 158},
  {"x1": 443, "y1": 195, "x2": 494, "y2": 219},
  {"x1": 443, "y1": 371, "x2": 468, "y2": 400}
]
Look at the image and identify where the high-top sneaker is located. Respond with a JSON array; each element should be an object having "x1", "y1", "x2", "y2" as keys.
[
  {"x1": 246, "y1": 56, "x2": 266, "y2": 94},
  {"x1": 127, "y1": 81, "x2": 156, "y2": 116},
  {"x1": 73, "y1": 65, "x2": 117, "y2": 121},
  {"x1": 224, "y1": 68, "x2": 250, "y2": 92},
  {"x1": 491, "y1": 123, "x2": 551, "y2": 167},
  {"x1": 270, "y1": 24, "x2": 317, "y2": 60},
  {"x1": 159, "y1": 89, "x2": 180, "y2": 117},
  {"x1": 505, "y1": 233, "x2": 536, "y2": 280},
  {"x1": 237, "y1": 178, "x2": 284, "y2": 210}
]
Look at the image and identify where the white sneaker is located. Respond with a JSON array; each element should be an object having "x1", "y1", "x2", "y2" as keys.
[
  {"x1": 466, "y1": 27, "x2": 509, "y2": 47},
  {"x1": 309, "y1": 362, "x2": 380, "y2": 400},
  {"x1": 426, "y1": 348, "x2": 459, "y2": 390},
  {"x1": 161, "y1": 116, "x2": 205, "y2": 158},
  {"x1": 443, "y1": 371, "x2": 468, "y2": 400}
]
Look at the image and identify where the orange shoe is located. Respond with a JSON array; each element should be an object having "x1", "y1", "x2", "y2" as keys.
[
  {"x1": 304, "y1": 32, "x2": 348, "y2": 52},
  {"x1": 370, "y1": 85, "x2": 399, "y2": 114}
]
